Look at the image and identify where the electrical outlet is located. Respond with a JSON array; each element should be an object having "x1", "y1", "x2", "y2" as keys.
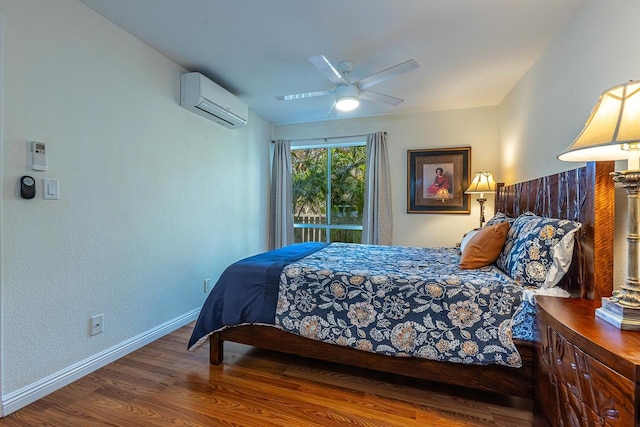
[
  {"x1": 204, "y1": 278, "x2": 211, "y2": 293},
  {"x1": 90, "y1": 314, "x2": 104, "y2": 336}
]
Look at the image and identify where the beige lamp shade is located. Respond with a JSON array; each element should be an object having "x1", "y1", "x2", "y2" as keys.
[
  {"x1": 558, "y1": 80, "x2": 640, "y2": 168},
  {"x1": 465, "y1": 171, "x2": 496, "y2": 196},
  {"x1": 562, "y1": 81, "x2": 640, "y2": 326}
]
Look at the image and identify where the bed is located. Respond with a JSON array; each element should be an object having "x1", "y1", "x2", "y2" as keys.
[{"x1": 189, "y1": 162, "x2": 615, "y2": 399}]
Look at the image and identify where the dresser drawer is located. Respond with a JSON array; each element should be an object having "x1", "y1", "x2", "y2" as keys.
[{"x1": 538, "y1": 318, "x2": 635, "y2": 426}]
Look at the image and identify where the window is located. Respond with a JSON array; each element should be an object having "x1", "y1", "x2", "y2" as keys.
[{"x1": 291, "y1": 140, "x2": 366, "y2": 243}]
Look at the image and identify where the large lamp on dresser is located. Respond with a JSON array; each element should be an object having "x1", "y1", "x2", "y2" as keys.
[{"x1": 559, "y1": 80, "x2": 640, "y2": 330}]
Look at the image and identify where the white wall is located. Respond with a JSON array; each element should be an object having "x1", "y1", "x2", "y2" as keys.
[
  {"x1": 498, "y1": 0, "x2": 640, "y2": 288},
  {"x1": 275, "y1": 107, "x2": 500, "y2": 247},
  {"x1": 499, "y1": 0, "x2": 640, "y2": 184},
  {"x1": 0, "y1": 0, "x2": 270, "y2": 411}
]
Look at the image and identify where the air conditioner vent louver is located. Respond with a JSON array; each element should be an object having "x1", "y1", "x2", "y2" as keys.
[{"x1": 180, "y1": 72, "x2": 248, "y2": 129}]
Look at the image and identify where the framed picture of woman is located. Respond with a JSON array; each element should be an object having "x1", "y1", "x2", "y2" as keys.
[{"x1": 407, "y1": 147, "x2": 471, "y2": 213}]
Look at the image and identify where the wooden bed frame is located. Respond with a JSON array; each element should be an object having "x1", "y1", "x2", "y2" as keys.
[{"x1": 208, "y1": 162, "x2": 615, "y2": 399}]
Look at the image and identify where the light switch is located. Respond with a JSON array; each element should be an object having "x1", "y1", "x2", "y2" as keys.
[{"x1": 43, "y1": 178, "x2": 59, "y2": 200}]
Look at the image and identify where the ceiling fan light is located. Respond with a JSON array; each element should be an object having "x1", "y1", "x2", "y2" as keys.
[
  {"x1": 335, "y1": 85, "x2": 360, "y2": 111},
  {"x1": 336, "y1": 96, "x2": 360, "y2": 111}
]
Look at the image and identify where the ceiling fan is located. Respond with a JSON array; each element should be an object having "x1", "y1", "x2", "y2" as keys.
[{"x1": 276, "y1": 55, "x2": 419, "y2": 114}]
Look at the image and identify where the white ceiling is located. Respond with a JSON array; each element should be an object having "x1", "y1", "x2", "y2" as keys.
[{"x1": 79, "y1": 0, "x2": 585, "y2": 125}]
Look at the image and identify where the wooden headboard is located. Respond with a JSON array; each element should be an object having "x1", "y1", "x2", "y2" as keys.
[{"x1": 495, "y1": 162, "x2": 615, "y2": 300}]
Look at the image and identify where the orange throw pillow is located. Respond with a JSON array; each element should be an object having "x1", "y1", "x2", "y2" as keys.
[{"x1": 460, "y1": 221, "x2": 510, "y2": 269}]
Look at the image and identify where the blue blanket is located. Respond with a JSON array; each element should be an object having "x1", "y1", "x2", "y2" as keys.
[{"x1": 188, "y1": 242, "x2": 328, "y2": 350}]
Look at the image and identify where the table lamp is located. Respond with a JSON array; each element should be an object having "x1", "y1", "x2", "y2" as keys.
[
  {"x1": 465, "y1": 170, "x2": 496, "y2": 227},
  {"x1": 558, "y1": 80, "x2": 640, "y2": 329}
]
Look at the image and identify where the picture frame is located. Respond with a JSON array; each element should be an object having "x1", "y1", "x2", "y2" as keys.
[{"x1": 407, "y1": 147, "x2": 471, "y2": 214}]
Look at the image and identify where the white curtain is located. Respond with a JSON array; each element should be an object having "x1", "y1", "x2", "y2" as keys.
[
  {"x1": 362, "y1": 132, "x2": 393, "y2": 245},
  {"x1": 269, "y1": 140, "x2": 294, "y2": 249}
]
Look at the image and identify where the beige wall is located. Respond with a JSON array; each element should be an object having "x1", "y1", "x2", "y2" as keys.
[
  {"x1": 498, "y1": 0, "x2": 640, "y2": 288},
  {"x1": 275, "y1": 107, "x2": 500, "y2": 248},
  {"x1": 0, "y1": 0, "x2": 271, "y2": 411},
  {"x1": 499, "y1": 0, "x2": 640, "y2": 183}
]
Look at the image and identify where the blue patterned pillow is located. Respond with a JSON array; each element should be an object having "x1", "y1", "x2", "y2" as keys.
[
  {"x1": 495, "y1": 213, "x2": 581, "y2": 288},
  {"x1": 484, "y1": 211, "x2": 514, "y2": 228},
  {"x1": 496, "y1": 212, "x2": 537, "y2": 272}
]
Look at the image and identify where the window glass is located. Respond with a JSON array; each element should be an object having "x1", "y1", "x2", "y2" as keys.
[{"x1": 291, "y1": 141, "x2": 366, "y2": 243}]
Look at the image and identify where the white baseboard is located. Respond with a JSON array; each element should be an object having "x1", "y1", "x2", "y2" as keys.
[{"x1": 2, "y1": 308, "x2": 199, "y2": 417}]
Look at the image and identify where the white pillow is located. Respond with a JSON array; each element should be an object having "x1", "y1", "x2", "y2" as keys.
[{"x1": 545, "y1": 231, "x2": 578, "y2": 288}]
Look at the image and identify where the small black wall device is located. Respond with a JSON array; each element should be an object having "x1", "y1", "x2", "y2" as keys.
[{"x1": 20, "y1": 175, "x2": 36, "y2": 199}]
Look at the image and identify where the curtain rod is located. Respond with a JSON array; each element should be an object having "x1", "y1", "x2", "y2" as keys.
[{"x1": 271, "y1": 132, "x2": 385, "y2": 143}]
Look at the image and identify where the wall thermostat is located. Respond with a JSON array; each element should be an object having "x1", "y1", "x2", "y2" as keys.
[
  {"x1": 20, "y1": 175, "x2": 36, "y2": 199},
  {"x1": 31, "y1": 141, "x2": 47, "y2": 171}
]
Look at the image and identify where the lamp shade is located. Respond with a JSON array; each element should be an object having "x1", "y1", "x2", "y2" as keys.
[
  {"x1": 465, "y1": 171, "x2": 497, "y2": 194},
  {"x1": 558, "y1": 80, "x2": 640, "y2": 166}
]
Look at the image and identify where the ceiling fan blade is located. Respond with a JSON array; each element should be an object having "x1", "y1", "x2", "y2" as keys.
[
  {"x1": 308, "y1": 55, "x2": 347, "y2": 86},
  {"x1": 356, "y1": 59, "x2": 419, "y2": 90},
  {"x1": 276, "y1": 90, "x2": 333, "y2": 101},
  {"x1": 359, "y1": 90, "x2": 404, "y2": 106},
  {"x1": 326, "y1": 100, "x2": 338, "y2": 118}
]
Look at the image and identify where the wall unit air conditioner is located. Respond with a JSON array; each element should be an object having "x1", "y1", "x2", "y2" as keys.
[{"x1": 180, "y1": 72, "x2": 248, "y2": 129}]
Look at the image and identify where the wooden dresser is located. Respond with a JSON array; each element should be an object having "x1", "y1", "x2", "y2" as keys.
[{"x1": 536, "y1": 296, "x2": 640, "y2": 426}]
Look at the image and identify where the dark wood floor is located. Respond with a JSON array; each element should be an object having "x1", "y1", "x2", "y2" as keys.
[{"x1": 0, "y1": 323, "x2": 532, "y2": 426}]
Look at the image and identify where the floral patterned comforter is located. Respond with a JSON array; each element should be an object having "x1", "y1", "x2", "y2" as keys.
[{"x1": 275, "y1": 243, "x2": 524, "y2": 367}]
